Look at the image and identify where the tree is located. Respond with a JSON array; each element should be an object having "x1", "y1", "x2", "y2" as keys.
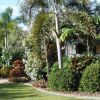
[
  {"x1": 60, "y1": 0, "x2": 96, "y2": 55},
  {"x1": 0, "y1": 7, "x2": 13, "y2": 50},
  {"x1": 20, "y1": 0, "x2": 65, "y2": 69},
  {"x1": 0, "y1": 7, "x2": 26, "y2": 66}
]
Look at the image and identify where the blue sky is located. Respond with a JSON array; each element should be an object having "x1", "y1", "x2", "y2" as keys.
[
  {"x1": 0, "y1": 0, "x2": 20, "y2": 18},
  {"x1": 0, "y1": 0, "x2": 100, "y2": 18},
  {"x1": 0, "y1": 0, "x2": 28, "y2": 30},
  {"x1": 0, "y1": 0, "x2": 100, "y2": 30}
]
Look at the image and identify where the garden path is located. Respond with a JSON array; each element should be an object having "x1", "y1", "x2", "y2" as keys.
[{"x1": 0, "y1": 78, "x2": 9, "y2": 84}]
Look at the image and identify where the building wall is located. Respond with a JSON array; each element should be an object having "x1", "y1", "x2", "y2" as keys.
[
  {"x1": 65, "y1": 43, "x2": 76, "y2": 57},
  {"x1": 65, "y1": 43, "x2": 100, "y2": 57}
]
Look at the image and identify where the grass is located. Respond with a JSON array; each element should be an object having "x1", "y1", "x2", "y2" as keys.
[{"x1": 0, "y1": 83, "x2": 84, "y2": 100}]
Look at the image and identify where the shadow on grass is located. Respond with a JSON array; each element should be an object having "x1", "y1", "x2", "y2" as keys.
[
  {"x1": 0, "y1": 83, "x2": 84, "y2": 100},
  {"x1": 0, "y1": 83, "x2": 42, "y2": 99}
]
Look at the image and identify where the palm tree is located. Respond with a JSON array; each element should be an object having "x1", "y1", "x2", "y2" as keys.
[{"x1": 0, "y1": 7, "x2": 13, "y2": 50}]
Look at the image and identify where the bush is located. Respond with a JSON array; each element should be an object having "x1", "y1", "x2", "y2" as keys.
[
  {"x1": 79, "y1": 62, "x2": 100, "y2": 92},
  {"x1": 32, "y1": 80, "x2": 47, "y2": 88},
  {"x1": 9, "y1": 60, "x2": 30, "y2": 82},
  {"x1": 51, "y1": 57, "x2": 71, "y2": 72},
  {"x1": 69, "y1": 55, "x2": 97, "y2": 90},
  {"x1": 48, "y1": 67, "x2": 75, "y2": 91},
  {"x1": 0, "y1": 66, "x2": 11, "y2": 78}
]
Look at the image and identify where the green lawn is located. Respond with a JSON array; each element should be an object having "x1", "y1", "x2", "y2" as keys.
[{"x1": 0, "y1": 83, "x2": 84, "y2": 100}]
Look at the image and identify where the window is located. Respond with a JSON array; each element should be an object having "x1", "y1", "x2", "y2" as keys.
[
  {"x1": 76, "y1": 43, "x2": 86, "y2": 54},
  {"x1": 96, "y1": 45, "x2": 100, "y2": 54}
]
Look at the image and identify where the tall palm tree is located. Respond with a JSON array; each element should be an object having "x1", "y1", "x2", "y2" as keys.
[{"x1": 0, "y1": 7, "x2": 13, "y2": 50}]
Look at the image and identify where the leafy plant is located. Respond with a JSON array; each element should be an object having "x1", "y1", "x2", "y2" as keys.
[
  {"x1": 0, "y1": 66, "x2": 11, "y2": 78},
  {"x1": 48, "y1": 67, "x2": 75, "y2": 91},
  {"x1": 79, "y1": 62, "x2": 100, "y2": 92},
  {"x1": 9, "y1": 60, "x2": 30, "y2": 82},
  {"x1": 70, "y1": 55, "x2": 96, "y2": 72}
]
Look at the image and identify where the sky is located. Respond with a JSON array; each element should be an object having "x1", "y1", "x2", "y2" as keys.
[
  {"x1": 0, "y1": 0, "x2": 100, "y2": 17},
  {"x1": 0, "y1": 0, "x2": 28, "y2": 30},
  {"x1": 0, "y1": 0, "x2": 100, "y2": 30},
  {"x1": 0, "y1": 0, "x2": 20, "y2": 18}
]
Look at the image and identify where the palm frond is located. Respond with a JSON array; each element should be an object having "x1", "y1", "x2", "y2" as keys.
[{"x1": 60, "y1": 28, "x2": 74, "y2": 41}]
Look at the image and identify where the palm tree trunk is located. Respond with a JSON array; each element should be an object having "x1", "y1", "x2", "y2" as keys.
[
  {"x1": 56, "y1": 37, "x2": 62, "y2": 69},
  {"x1": 5, "y1": 32, "x2": 7, "y2": 50},
  {"x1": 86, "y1": 37, "x2": 89, "y2": 56},
  {"x1": 55, "y1": 11, "x2": 62, "y2": 69}
]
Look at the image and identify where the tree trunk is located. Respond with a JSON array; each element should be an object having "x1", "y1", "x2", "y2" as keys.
[
  {"x1": 87, "y1": 37, "x2": 90, "y2": 56},
  {"x1": 5, "y1": 32, "x2": 7, "y2": 50},
  {"x1": 54, "y1": 10, "x2": 62, "y2": 69},
  {"x1": 56, "y1": 37, "x2": 62, "y2": 69}
]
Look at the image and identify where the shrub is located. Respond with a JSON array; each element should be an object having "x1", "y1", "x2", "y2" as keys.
[
  {"x1": 32, "y1": 80, "x2": 47, "y2": 88},
  {"x1": 79, "y1": 62, "x2": 100, "y2": 92},
  {"x1": 51, "y1": 57, "x2": 71, "y2": 72},
  {"x1": 0, "y1": 66, "x2": 11, "y2": 78},
  {"x1": 48, "y1": 67, "x2": 75, "y2": 91},
  {"x1": 9, "y1": 60, "x2": 25, "y2": 78},
  {"x1": 69, "y1": 55, "x2": 97, "y2": 90},
  {"x1": 9, "y1": 60, "x2": 30, "y2": 82}
]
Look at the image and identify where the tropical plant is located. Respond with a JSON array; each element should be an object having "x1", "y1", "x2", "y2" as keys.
[{"x1": 0, "y1": 7, "x2": 13, "y2": 49}]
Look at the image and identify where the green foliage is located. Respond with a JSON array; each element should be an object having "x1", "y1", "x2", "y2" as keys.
[
  {"x1": 60, "y1": 28, "x2": 74, "y2": 41},
  {"x1": 11, "y1": 50, "x2": 24, "y2": 63},
  {"x1": 70, "y1": 55, "x2": 97, "y2": 90},
  {"x1": 96, "y1": 34, "x2": 100, "y2": 40},
  {"x1": 79, "y1": 62, "x2": 100, "y2": 92},
  {"x1": 0, "y1": 66, "x2": 11, "y2": 78},
  {"x1": 31, "y1": 12, "x2": 49, "y2": 68},
  {"x1": 93, "y1": 16, "x2": 100, "y2": 25},
  {"x1": 68, "y1": 11, "x2": 96, "y2": 38},
  {"x1": 51, "y1": 62, "x2": 59, "y2": 72},
  {"x1": 36, "y1": 65, "x2": 47, "y2": 81},
  {"x1": 48, "y1": 67, "x2": 75, "y2": 91},
  {"x1": 49, "y1": 56, "x2": 98, "y2": 91},
  {"x1": 51, "y1": 56, "x2": 71, "y2": 72},
  {"x1": 48, "y1": 57, "x2": 75, "y2": 91}
]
